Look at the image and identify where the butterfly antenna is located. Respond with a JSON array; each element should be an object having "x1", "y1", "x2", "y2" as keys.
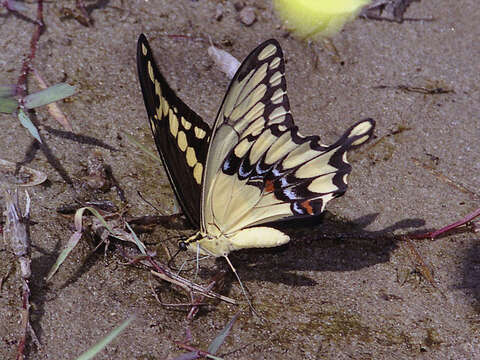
[
  {"x1": 224, "y1": 255, "x2": 260, "y2": 318},
  {"x1": 136, "y1": 190, "x2": 161, "y2": 213},
  {"x1": 167, "y1": 247, "x2": 182, "y2": 269}
]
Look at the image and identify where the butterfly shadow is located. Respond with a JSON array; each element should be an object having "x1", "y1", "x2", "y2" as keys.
[
  {"x1": 224, "y1": 212, "x2": 428, "y2": 286},
  {"x1": 460, "y1": 241, "x2": 480, "y2": 309}
]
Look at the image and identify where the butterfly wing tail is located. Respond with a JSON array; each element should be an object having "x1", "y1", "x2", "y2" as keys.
[{"x1": 333, "y1": 118, "x2": 376, "y2": 150}]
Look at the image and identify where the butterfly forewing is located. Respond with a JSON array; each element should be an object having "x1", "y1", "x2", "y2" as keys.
[
  {"x1": 137, "y1": 34, "x2": 211, "y2": 227},
  {"x1": 201, "y1": 40, "x2": 295, "y2": 232}
]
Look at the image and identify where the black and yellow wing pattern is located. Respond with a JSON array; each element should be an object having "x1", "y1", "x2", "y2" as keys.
[
  {"x1": 137, "y1": 35, "x2": 375, "y2": 258},
  {"x1": 137, "y1": 34, "x2": 211, "y2": 227}
]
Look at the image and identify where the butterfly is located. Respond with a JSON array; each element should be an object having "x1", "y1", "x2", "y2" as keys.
[{"x1": 137, "y1": 34, "x2": 375, "y2": 266}]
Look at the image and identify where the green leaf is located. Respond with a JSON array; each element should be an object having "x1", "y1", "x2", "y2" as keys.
[
  {"x1": 207, "y1": 313, "x2": 239, "y2": 355},
  {"x1": 24, "y1": 83, "x2": 76, "y2": 109},
  {"x1": 18, "y1": 109, "x2": 42, "y2": 143},
  {"x1": 75, "y1": 316, "x2": 135, "y2": 360}
]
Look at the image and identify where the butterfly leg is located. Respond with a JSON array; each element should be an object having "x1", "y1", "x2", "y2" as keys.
[{"x1": 223, "y1": 255, "x2": 261, "y2": 318}]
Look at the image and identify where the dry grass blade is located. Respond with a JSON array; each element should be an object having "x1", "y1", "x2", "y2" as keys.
[
  {"x1": 3, "y1": 189, "x2": 40, "y2": 359},
  {"x1": 32, "y1": 69, "x2": 73, "y2": 131},
  {"x1": 46, "y1": 206, "x2": 115, "y2": 280}
]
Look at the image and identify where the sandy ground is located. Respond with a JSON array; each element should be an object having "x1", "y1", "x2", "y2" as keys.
[{"x1": 0, "y1": 0, "x2": 479, "y2": 359}]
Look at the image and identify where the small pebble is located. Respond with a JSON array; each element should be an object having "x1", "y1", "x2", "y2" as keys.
[
  {"x1": 234, "y1": 1, "x2": 245, "y2": 11},
  {"x1": 239, "y1": 6, "x2": 256, "y2": 26},
  {"x1": 215, "y1": 3, "x2": 223, "y2": 21}
]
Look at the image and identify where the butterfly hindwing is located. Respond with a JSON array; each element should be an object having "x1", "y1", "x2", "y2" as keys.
[
  {"x1": 137, "y1": 34, "x2": 211, "y2": 227},
  {"x1": 200, "y1": 39, "x2": 375, "y2": 237}
]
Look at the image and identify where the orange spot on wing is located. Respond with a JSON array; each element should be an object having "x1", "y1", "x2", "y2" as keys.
[
  {"x1": 265, "y1": 179, "x2": 274, "y2": 192},
  {"x1": 301, "y1": 200, "x2": 314, "y2": 215}
]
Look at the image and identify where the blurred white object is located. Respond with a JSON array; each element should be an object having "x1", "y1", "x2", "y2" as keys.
[{"x1": 207, "y1": 44, "x2": 240, "y2": 80}]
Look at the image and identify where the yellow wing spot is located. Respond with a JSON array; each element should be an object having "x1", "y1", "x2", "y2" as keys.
[
  {"x1": 269, "y1": 106, "x2": 287, "y2": 121},
  {"x1": 233, "y1": 102, "x2": 265, "y2": 134},
  {"x1": 258, "y1": 44, "x2": 277, "y2": 60},
  {"x1": 230, "y1": 84, "x2": 267, "y2": 122},
  {"x1": 193, "y1": 162, "x2": 203, "y2": 184},
  {"x1": 265, "y1": 132, "x2": 297, "y2": 164},
  {"x1": 250, "y1": 128, "x2": 277, "y2": 164},
  {"x1": 234, "y1": 137, "x2": 254, "y2": 158},
  {"x1": 177, "y1": 130, "x2": 188, "y2": 152},
  {"x1": 194, "y1": 126, "x2": 206, "y2": 139},
  {"x1": 308, "y1": 173, "x2": 338, "y2": 194},
  {"x1": 352, "y1": 134, "x2": 370, "y2": 146},
  {"x1": 147, "y1": 61, "x2": 155, "y2": 83},
  {"x1": 154, "y1": 79, "x2": 162, "y2": 99},
  {"x1": 269, "y1": 57, "x2": 281, "y2": 69},
  {"x1": 269, "y1": 71, "x2": 282, "y2": 86},
  {"x1": 181, "y1": 116, "x2": 192, "y2": 130},
  {"x1": 271, "y1": 88, "x2": 285, "y2": 104},
  {"x1": 235, "y1": 63, "x2": 269, "y2": 107},
  {"x1": 350, "y1": 120, "x2": 373, "y2": 136},
  {"x1": 169, "y1": 108, "x2": 179, "y2": 137},
  {"x1": 156, "y1": 106, "x2": 162, "y2": 121},
  {"x1": 173, "y1": 106, "x2": 178, "y2": 114},
  {"x1": 295, "y1": 150, "x2": 337, "y2": 178},
  {"x1": 186, "y1": 146, "x2": 197, "y2": 167},
  {"x1": 149, "y1": 118, "x2": 156, "y2": 130},
  {"x1": 141, "y1": 43, "x2": 148, "y2": 56},
  {"x1": 269, "y1": 115, "x2": 286, "y2": 125},
  {"x1": 283, "y1": 142, "x2": 317, "y2": 169},
  {"x1": 241, "y1": 117, "x2": 265, "y2": 138},
  {"x1": 162, "y1": 97, "x2": 169, "y2": 117},
  {"x1": 223, "y1": 68, "x2": 253, "y2": 117}
]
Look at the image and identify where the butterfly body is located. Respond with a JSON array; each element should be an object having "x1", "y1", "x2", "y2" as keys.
[
  {"x1": 137, "y1": 35, "x2": 375, "y2": 259},
  {"x1": 185, "y1": 227, "x2": 290, "y2": 257}
]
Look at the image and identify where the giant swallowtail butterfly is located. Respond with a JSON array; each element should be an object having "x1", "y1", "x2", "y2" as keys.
[{"x1": 137, "y1": 35, "x2": 374, "y2": 261}]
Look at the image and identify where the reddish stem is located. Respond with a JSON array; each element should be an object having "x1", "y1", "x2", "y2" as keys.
[
  {"x1": 174, "y1": 341, "x2": 216, "y2": 359},
  {"x1": 413, "y1": 207, "x2": 480, "y2": 240},
  {"x1": 15, "y1": 0, "x2": 45, "y2": 101}
]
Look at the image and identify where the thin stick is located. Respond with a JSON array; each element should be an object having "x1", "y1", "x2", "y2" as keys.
[
  {"x1": 412, "y1": 158, "x2": 479, "y2": 200},
  {"x1": 150, "y1": 269, "x2": 236, "y2": 305},
  {"x1": 224, "y1": 255, "x2": 260, "y2": 318}
]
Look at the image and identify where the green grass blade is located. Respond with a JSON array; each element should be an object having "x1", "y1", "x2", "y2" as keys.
[
  {"x1": 123, "y1": 132, "x2": 161, "y2": 164},
  {"x1": 75, "y1": 316, "x2": 135, "y2": 360},
  {"x1": 125, "y1": 222, "x2": 147, "y2": 255},
  {"x1": 207, "y1": 313, "x2": 239, "y2": 355},
  {"x1": 18, "y1": 109, "x2": 42, "y2": 143}
]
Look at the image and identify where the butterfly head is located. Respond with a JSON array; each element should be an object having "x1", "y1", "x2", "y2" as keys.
[{"x1": 178, "y1": 240, "x2": 188, "y2": 252}]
